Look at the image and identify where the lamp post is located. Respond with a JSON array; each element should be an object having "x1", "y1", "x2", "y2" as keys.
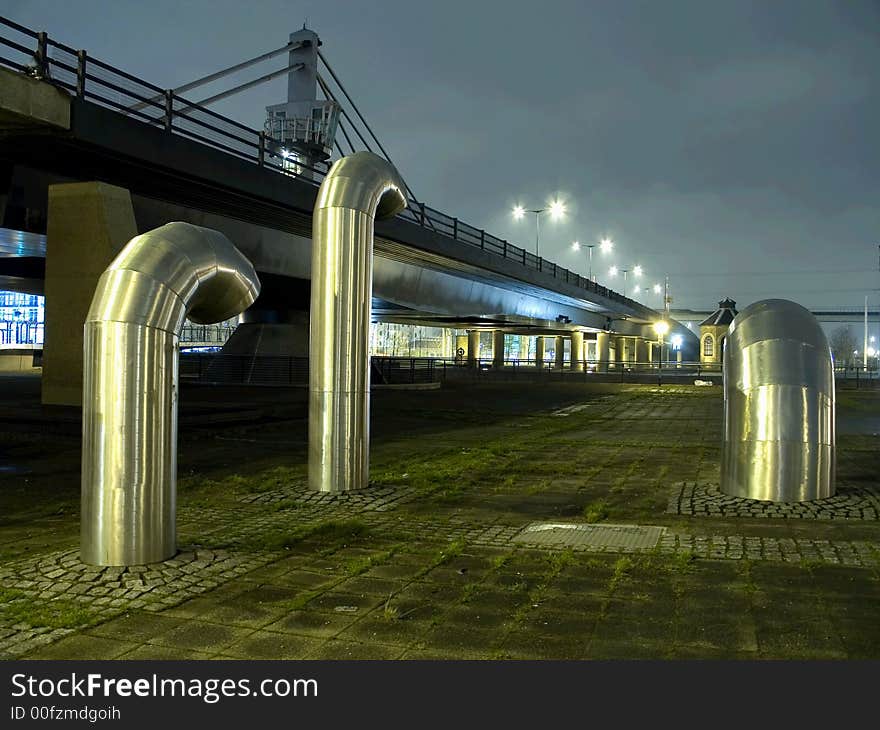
[
  {"x1": 512, "y1": 200, "x2": 566, "y2": 258},
  {"x1": 609, "y1": 263, "x2": 642, "y2": 298},
  {"x1": 653, "y1": 319, "x2": 669, "y2": 387},
  {"x1": 572, "y1": 237, "x2": 612, "y2": 281}
]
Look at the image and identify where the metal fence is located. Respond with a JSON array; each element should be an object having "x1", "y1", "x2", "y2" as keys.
[
  {"x1": 179, "y1": 323, "x2": 237, "y2": 345},
  {"x1": 179, "y1": 353, "x2": 437, "y2": 386},
  {"x1": 834, "y1": 365, "x2": 880, "y2": 388},
  {"x1": 440, "y1": 358, "x2": 721, "y2": 382},
  {"x1": 0, "y1": 16, "x2": 650, "y2": 316}
]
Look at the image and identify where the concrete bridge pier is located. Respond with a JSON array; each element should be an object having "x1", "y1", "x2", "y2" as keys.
[
  {"x1": 535, "y1": 336, "x2": 545, "y2": 367},
  {"x1": 634, "y1": 337, "x2": 648, "y2": 370},
  {"x1": 596, "y1": 332, "x2": 610, "y2": 371},
  {"x1": 554, "y1": 336, "x2": 565, "y2": 369},
  {"x1": 571, "y1": 331, "x2": 584, "y2": 372},
  {"x1": 493, "y1": 330, "x2": 505, "y2": 369},
  {"x1": 42, "y1": 181, "x2": 137, "y2": 406},
  {"x1": 467, "y1": 330, "x2": 480, "y2": 368}
]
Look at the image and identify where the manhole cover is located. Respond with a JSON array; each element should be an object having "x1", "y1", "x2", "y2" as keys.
[{"x1": 512, "y1": 523, "x2": 666, "y2": 549}]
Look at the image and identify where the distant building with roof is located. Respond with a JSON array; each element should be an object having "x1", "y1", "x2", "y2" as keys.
[{"x1": 700, "y1": 298, "x2": 737, "y2": 365}]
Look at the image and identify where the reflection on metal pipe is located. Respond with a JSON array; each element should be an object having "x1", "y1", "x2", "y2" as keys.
[
  {"x1": 81, "y1": 223, "x2": 260, "y2": 565},
  {"x1": 309, "y1": 152, "x2": 406, "y2": 493},
  {"x1": 721, "y1": 299, "x2": 835, "y2": 502}
]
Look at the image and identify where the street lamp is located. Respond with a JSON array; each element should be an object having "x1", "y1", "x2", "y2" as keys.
[
  {"x1": 572, "y1": 237, "x2": 613, "y2": 281},
  {"x1": 608, "y1": 263, "x2": 643, "y2": 298},
  {"x1": 512, "y1": 200, "x2": 566, "y2": 258},
  {"x1": 653, "y1": 320, "x2": 670, "y2": 386}
]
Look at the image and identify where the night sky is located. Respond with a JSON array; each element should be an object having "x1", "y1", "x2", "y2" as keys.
[{"x1": 6, "y1": 0, "x2": 880, "y2": 312}]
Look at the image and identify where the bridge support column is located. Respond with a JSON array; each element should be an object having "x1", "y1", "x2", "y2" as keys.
[
  {"x1": 492, "y1": 330, "x2": 505, "y2": 369},
  {"x1": 596, "y1": 332, "x2": 610, "y2": 372},
  {"x1": 467, "y1": 330, "x2": 480, "y2": 368},
  {"x1": 634, "y1": 338, "x2": 648, "y2": 370},
  {"x1": 555, "y1": 336, "x2": 565, "y2": 370},
  {"x1": 43, "y1": 182, "x2": 137, "y2": 406},
  {"x1": 571, "y1": 331, "x2": 584, "y2": 372},
  {"x1": 616, "y1": 336, "x2": 631, "y2": 367},
  {"x1": 535, "y1": 336, "x2": 545, "y2": 368},
  {"x1": 677, "y1": 350, "x2": 683, "y2": 368}
]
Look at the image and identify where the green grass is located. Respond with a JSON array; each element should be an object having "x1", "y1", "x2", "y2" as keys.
[
  {"x1": 583, "y1": 499, "x2": 610, "y2": 523},
  {"x1": 608, "y1": 556, "x2": 634, "y2": 592},
  {"x1": 343, "y1": 547, "x2": 398, "y2": 577},
  {"x1": 193, "y1": 518, "x2": 369, "y2": 553},
  {"x1": 0, "y1": 588, "x2": 95, "y2": 630}
]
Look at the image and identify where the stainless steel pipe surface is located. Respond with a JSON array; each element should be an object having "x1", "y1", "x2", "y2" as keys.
[
  {"x1": 721, "y1": 298, "x2": 835, "y2": 502},
  {"x1": 81, "y1": 222, "x2": 260, "y2": 565},
  {"x1": 309, "y1": 152, "x2": 406, "y2": 493}
]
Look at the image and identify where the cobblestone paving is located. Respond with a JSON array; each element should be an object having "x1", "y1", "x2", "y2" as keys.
[
  {"x1": 240, "y1": 482, "x2": 418, "y2": 511},
  {"x1": 3, "y1": 383, "x2": 879, "y2": 659},
  {"x1": 0, "y1": 547, "x2": 274, "y2": 657},
  {"x1": 668, "y1": 482, "x2": 880, "y2": 520},
  {"x1": 4, "y1": 484, "x2": 879, "y2": 657}
]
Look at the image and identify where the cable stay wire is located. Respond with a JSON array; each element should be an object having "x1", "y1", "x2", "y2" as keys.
[
  {"x1": 318, "y1": 49, "x2": 421, "y2": 206},
  {"x1": 127, "y1": 39, "x2": 304, "y2": 113},
  {"x1": 316, "y1": 73, "x2": 360, "y2": 156}
]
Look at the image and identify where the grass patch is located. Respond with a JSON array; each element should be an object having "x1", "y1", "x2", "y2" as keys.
[
  {"x1": 0, "y1": 588, "x2": 95, "y2": 630},
  {"x1": 583, "y1": 500, "x2": 609, "y2": 523},
  {"x1": 343, "y1": 547, "x2": 398, "y2": 577},
  {"x1": 668, "y1": 550, "x2": 698, "y2": 574},
  {"x1": 414, "y1": 540, "x2": 465, "y2": 578},
  {"x1": 459, "y1": 583, "x2": 481, "y2": 604},
  {"x1": 608, "y1": 556, "x2": 634, "y2": 592},
  {"x1": 201, "y1": 518, "x2": 369, "y2": 552}
]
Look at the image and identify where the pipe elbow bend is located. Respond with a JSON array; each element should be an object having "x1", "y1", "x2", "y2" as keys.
[
  {"x1": 315, "y1": 151, "x2": 407, "y2": 219},
  {"x1": 87, "y1": 222, "x2": 261, "y2": 333}
]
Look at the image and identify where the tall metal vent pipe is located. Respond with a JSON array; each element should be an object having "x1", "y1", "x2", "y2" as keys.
[
  {"x1": 721, "y1": 299, "x2": 835, "y2": 502},
  {"x1": 81, "y1": 222, "x2": 260, "y2": 565},
  {"x1": 309, "y1": 152, "x2": 406, "y2": 493}
]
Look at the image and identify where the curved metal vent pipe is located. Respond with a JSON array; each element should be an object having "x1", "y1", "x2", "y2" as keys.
[
  {"x1": 81, "y1": 222, "x2": 260, "y2": 565},
  {"x1": 309, "y1": 151, "x2": 407, "y2": 493},
  {"x1": 721, "y1": 299, "x2": 835, "y2": 502}
]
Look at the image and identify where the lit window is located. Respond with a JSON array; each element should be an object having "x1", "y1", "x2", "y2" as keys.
[{"x1": 703, "y1": 335, "x2": 714, "y2": 357}]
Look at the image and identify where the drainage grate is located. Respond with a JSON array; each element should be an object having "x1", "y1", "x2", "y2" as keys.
[{"x1": 512, "y1": 522, "x2": 666, "y2": 550}]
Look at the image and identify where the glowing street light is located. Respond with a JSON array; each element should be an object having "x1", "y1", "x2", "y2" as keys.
[
  {"x1": 653, "y1": 320, "x2": 670, "y2": 338},
  {"x1": 609, "y1": 264, "x2": 643, "y2": 297},
  {"x1": 653, "y1": 283, "x2": 662, "y2": 294},
  {"x1": 653, "y1": 320, "x2": 670, "y2": 386},
  {"x1": 573, "y1": 237, "x2": 614, "y2": 281},
  {"x1": 511, "y1": 199, "x2": 566, "y2": 258}
]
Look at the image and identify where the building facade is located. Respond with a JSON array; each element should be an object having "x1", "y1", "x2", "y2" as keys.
[{"x1": 699, "y1": 298, "x2": 738, "y2": 366}]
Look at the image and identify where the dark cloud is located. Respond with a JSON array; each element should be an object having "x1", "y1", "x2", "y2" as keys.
[{"x1": 7, "y1": 0, "x2": 879, "y2": 310}]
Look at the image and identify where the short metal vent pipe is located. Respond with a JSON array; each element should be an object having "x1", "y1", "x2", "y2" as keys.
[
  {"x1": 81, "y1": 222, "x2": 260, "y2": 565},
  {"x1": 721, "y1": 298, "x2": 835, "y2": 502},
  {"x1": 309, "y1": 152, "x2": 407, "y2": 493}
]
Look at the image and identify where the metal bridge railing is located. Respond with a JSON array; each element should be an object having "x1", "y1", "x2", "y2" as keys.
[{"x1": 0, "y1": 16, "x2": 650, "y2": 317}]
